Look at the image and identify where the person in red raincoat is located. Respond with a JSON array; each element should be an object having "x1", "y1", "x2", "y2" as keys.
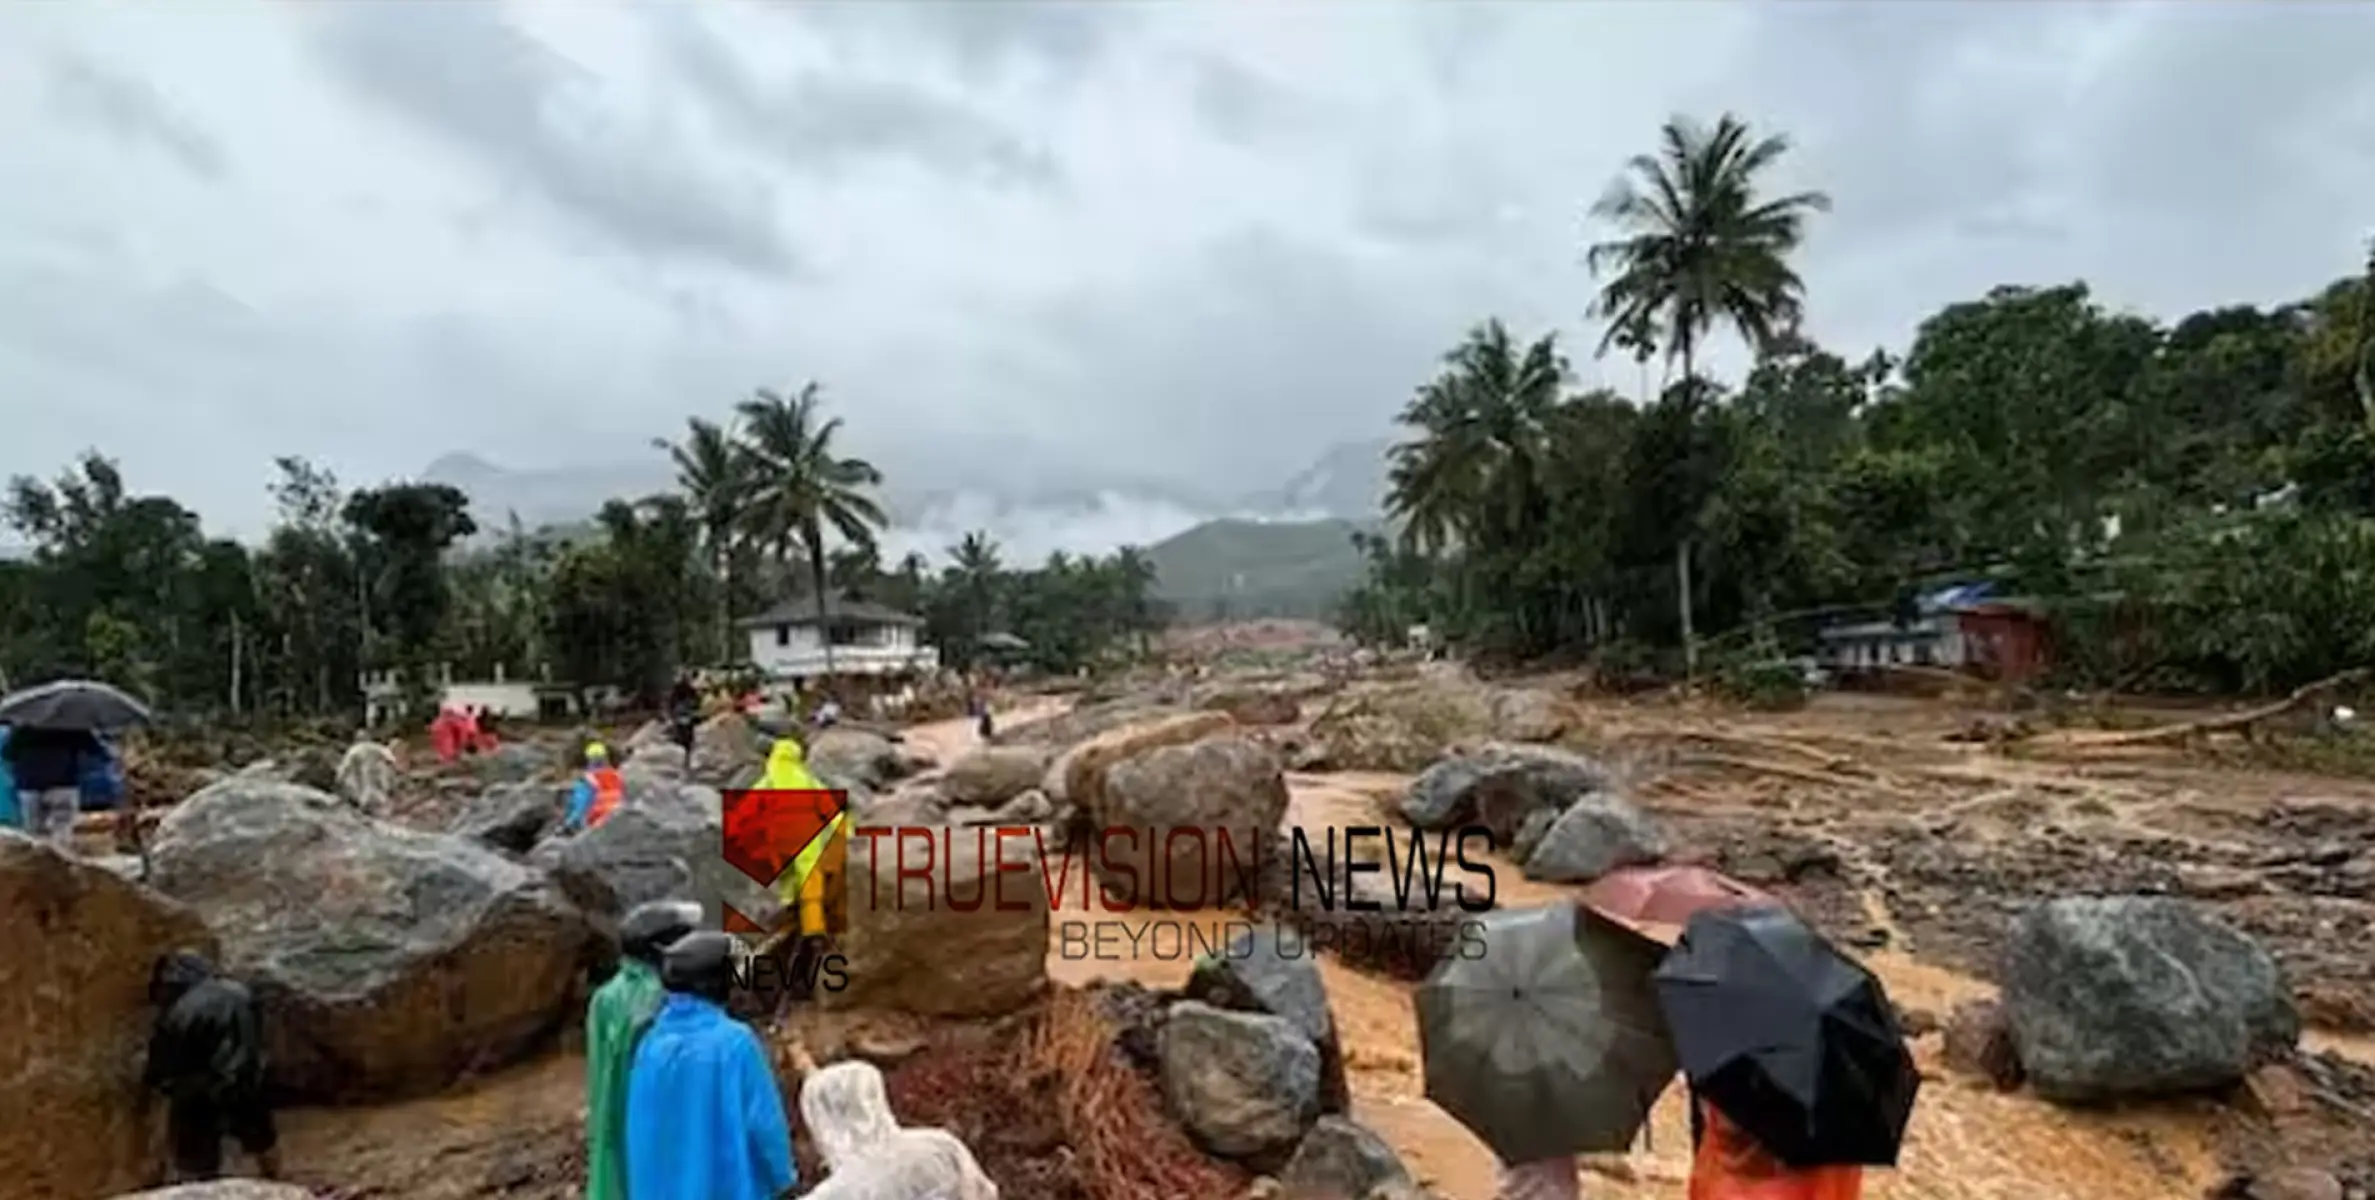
[
  {"x1": 1689, "y1": 1097, "x2": 1862, "y2": 1200},
  {"x1": 430, "y1": 707, "x2": 463, "y2": 763}
]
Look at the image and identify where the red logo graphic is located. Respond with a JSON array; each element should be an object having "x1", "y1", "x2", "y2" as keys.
[{"x1": 719, "y1": 788, "x2": 848, "y2": 936}]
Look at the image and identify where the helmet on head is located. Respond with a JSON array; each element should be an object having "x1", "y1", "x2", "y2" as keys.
[
  {"x1": 149, "y1": 950, "x2": 215, "y2": 1007},
  {"x1": 660, "y1": 930, "x2": 740, "y2": 1002},
  {"x1": 584, "y1": 741, "x2": 610, "y2": 766},
  {"x1": 620, "y1": 900, "x2": 702, "y2": 965}
]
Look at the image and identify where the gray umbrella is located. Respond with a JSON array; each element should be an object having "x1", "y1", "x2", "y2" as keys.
[
  {"x1": 1416, "y1": 902, "x2": 1678, "y2": 1163},
  {"x1": 0, "y1": 678, "x2": 153, "y2": 731}
]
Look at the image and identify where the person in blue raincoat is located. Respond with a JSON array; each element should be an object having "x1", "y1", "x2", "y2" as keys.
[
  {"x1": 79, "y1": 734, "x2": 124, "y2": 812},
  {"x1": 0, "y1": 726, "x2": 20, "y2": 831},
  {"x1": 625, "y1": 931, "x2": 796, "y2": 1200}
]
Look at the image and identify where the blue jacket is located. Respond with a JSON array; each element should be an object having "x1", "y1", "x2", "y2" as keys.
[
  {"x1": 0, "y1": 728, "x2": 18, "y2": 829},
  {"x1": 78, "y1": 739, "x2": 123, "y2": 811},
  {"x1": 624, "y1": 993, "x2": 796, "y2": 1200}
]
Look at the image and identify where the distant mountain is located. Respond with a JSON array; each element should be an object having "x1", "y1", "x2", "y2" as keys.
[
  {"x1": 422, "y1": 452, "x2": 671, "y2": 535},
  {"x1": 1146, "y1": 517, "x2": 1378, "y2": 621},
  {"x1": 1240, "y1": 437, "x2": 1392, "y2": 520}
]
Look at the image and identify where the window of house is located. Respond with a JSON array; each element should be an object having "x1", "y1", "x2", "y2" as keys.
[
  {"x1": 827, "y1": 624, "x2": 868, "y2": 647},
  {"x1": 775, "y1": 625, "x2": 790, "y2": 647}
]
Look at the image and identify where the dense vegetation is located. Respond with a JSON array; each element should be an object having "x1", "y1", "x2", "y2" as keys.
[
  {"x1": 1340, "y1": 112, "x2": 2375, "y2": 694},
  {"x1": 1146, "y1": 517, "x2": 1376, "y2": 622},
  {"x1": 0, "y1": 388, "x2": 1165, "y2": 721}
]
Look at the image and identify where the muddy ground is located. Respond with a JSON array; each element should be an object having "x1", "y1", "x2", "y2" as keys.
[{"x1": 253, "y1": 685, "x2": 2375, "y2": 1200}]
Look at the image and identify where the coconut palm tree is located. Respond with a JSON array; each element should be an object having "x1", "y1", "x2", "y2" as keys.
[
  {"x1": 1109, "y1": 544, "x2": 1159, "y2": 655},
  {"x1": 1585, "y1": 112, "x2": 1830, "y2": 385},
  {"x1": 1586, "y1": 113, "x2": 1828, "y2": 672},
  {"x1": 733, "y1": 383, "x2": 887, "y2": 679},
  {"x1": 1386, "y1": 320, "x2": 1566, "y2": 555},
  {"x1": 949, "y1": 531, "x2": 1002, "y2": 663},
  {"x1": 654, "y1": 416, "x2": 747, "y2": 662}
]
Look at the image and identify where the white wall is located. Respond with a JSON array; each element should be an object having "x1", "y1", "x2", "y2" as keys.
[
  {"x1": 747, "y1": 621, "x2": 937, "y2": 680},
  {"x1": 441, "y1": 681, "x2": 544, "y2": 718}
]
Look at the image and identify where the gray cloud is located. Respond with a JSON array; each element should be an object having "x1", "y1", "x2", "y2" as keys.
[
  {"x1": 47, "y1": 51, "x2": 229, "y2": 179},
  {"x1": 652, "y1": 8, "x2": 1058, "y2": 188},
  {"x1": 6, "y1": 1, "x2": 2375, "y2": 546},
  {"x1": 310, "y1": 3, "x2": 793, "y2": 274}
]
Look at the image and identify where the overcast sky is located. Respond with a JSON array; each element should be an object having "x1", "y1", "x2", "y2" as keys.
[{"x1": 4, "y1": 1, "x2": 2372, "y2": 539}]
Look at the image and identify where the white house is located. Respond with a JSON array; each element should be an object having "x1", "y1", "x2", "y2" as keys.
[
  {"x1": 359, "y1": 662, "x2": 583, "y2": 725},
  {"x1": 739, "y1": 596, "x2": 939, "y2": 685}
]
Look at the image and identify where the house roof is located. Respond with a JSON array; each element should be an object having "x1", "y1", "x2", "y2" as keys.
[{"x1": 737, "y1": 596, "x2": 924, "y2": 629}]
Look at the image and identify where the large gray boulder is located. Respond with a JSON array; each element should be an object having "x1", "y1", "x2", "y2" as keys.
[
  {"x1": 2003, "y1": 896, "x2": 2299, "y2": 1102},
  {"x1": 1, "y1": 833, "x2": 218, "y2": 1198},
  {"x1": 1521, "y1": 796, "x2": 1666, "y2": 883},
  {"x1": 149, "y1": 780, "x2": 589, "y2": 1101},
  {"x1": 1400, "y1": 744, "x2": 1613, "y2": 839},
  {"x1": 1099, "y1": 735, "x2": 1290, "y2": 908},
  {"x1": 1279, "y1": 1116, "x2": 1417, "y2": 1200},
  {"x1": 469, "y1": 740, "x2": 554, "y2": 785},
  {"x1": 808, "y1": 728, "x2": 917, "y2": 791},
  {"x1": 690, "y1": 711, "x2": 762, "y2": 788},
  {"x1": 1159, "y1": 1002, "x2": 1322, "y2": 1161},
  {"x1": 530, "y1": 779, "x2": 779, "y2": 935},
  {"x1": 1186, "y1": 924, "x2": 1349, "y2": 1115},
  {"x1": 940, "y1": 745, "x2": 1054, "y2": 807},
  {"x1": 828, "y1": 824, "x2": 1048, "y2": 1018},
  {"x1": 449, "y1": 781, "x2": 563, "y2": 854}
]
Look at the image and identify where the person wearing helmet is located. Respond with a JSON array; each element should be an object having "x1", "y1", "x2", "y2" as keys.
[
  {"x1": 563, "y1": 742, "x2": 626, "y2": 833},
  {"x1": 626, "y1": 931, "x2": 797, "y2": 1200},
  {"x1": 759, "y1": 738, "x2": 844, "y2": 939},
  {"x1": 140, "y1": 951, "x2": 280, "y2": 1183},
  {"x1": 586, "y1": 900, "x2": 701, "y2": 1200}
]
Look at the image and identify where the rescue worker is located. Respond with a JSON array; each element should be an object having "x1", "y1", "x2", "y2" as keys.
[
  {"x1": 625, "y1": 931, "x2": 797, "y2": 1200},
  {"x1": 1, "y1": 724, "x2": 101, "y2": 843},
  {"x1": 1688, "y1": 1095, "x2": 1862, "y2": 1200},
  {"x1": 562, "y1": 742, "x2": 627, "y2": 833},
  {"x1": 587, "y1": 900, "x2": 701, "y2": 1200},
  {"x1": 759, "y1": 738, "x2": 845, "y2": 938},
  {"x1": 668, "y1": 674, "x2": 702, "y2": 768},
  {"x1": 140, "y1": 952, "x2": 280, "y2": 1183}
]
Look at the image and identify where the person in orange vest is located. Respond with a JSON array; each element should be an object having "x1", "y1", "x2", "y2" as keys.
[
  {"x1": 1688, "y1": 1096, "x2": 1863, "y2": 1200},
  {"x1": 563, "y1": 742, "x2": 627, "y2": 833}
]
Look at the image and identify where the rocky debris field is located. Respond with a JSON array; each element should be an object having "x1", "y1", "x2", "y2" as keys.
[{"x1": 21, "y1": 662, "x2": 2375, "y2": 1200}]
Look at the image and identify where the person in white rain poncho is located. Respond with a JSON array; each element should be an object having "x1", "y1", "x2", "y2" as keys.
[{"x1": 796, "y1": 1055, "x2": 999, "y2": 1200}]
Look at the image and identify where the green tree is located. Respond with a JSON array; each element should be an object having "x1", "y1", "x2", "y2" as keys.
[
  {"x1": 734, "y1": 383, "x2": 887, "y2": 679},
  {"x1": 656, "y1": 416, "x2": 748, "y2": 663},
  {"x1": 343, "y1": 482, "x2": 476, "y2": 711}
]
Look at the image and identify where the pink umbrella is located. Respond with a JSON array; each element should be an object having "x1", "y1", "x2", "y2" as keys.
[{"x1": 1580, "y1": 865, "x2": 1774, "y2": 928}]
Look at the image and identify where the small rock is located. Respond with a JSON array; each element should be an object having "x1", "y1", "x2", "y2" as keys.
[
  {"x1": 2178, "y1": 865, "x2": 2265, "y2": 899},
  {"x1": 2308, "y1": 841, "x2": 2353, "y2": 868},
  {"x1": 1940, "y1": 998, "x2": 2024, "y2": 1091},
  {"x1": 991, "y1": 788, "x2": 1056, "y2": 825},
  {"x1": 108, "y1": 1184, "x2": 317, "y2": 1199},
  {"x1": 1896, "y1": 1005, "x2": 1942, "y2": 1038},
  {"x1": 2247, "y1": 1168, "x2": 2345, "y2": 1200},
  {"x1": 2240, "y1": 1062, "x2": 2309, "y2": 1117}
]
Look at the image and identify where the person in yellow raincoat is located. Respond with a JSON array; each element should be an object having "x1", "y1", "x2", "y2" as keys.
[{"x1": 759, "y1": 737, "x2": 846, "y2": 937}]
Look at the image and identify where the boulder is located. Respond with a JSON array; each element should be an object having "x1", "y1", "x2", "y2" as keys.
[
  {"x1": 109, "y1": 1184, "x2": 317, "y2": 1200},
  {"x1": 1400, "y1": 744, "x2": 1612, "y2": 836},
  {"x1": 1509, "y1": 806, "x2": 1559, "y2": 866},
  {"x1": 449, "y1": 782, "x2": 562, "y2": 854},
  {"x1": 1199, "y1": 687, "x2": 1304, "y2": 727},
  {"x1": 1046, "y1": 710, "x2": 1236, "y2": 812},
  {"x1": 996, "y1": 695, "x2": 1183, "y2": 748},
  {"x1": 149, "y1": 780, "x2": 589, "y2": 1101},
  {"x1": 829, "y1": 824, "x2": 1048, "y2": 1018},
  {"x1": 2002, "y1": 896, "x2": 2299, "y2": 1102},
  {"x1": 1098, "y1": 735, "x2": 1289, "y2": 908},
  {"x1": 1487, "y1": 688, "x2": 1575, "y2": 743},
  {"x1": 808, "y1": 728, "x2": 910, "y2": 791},
  {"x1": 941, "y1": 745, "x2": 1055, "y2": 807},
  {"x1": 532, "y1": 782, "x2": 778, "y2": 935},
  {"x1": 855, "y1": 782, "x2": 950, "y2": 830},
  {"x1": 1160, "y1": 1002, "x2": 1322, "y2": 1161},
  {"x1": 1521, "y1": 797, "x2": 1665, "y2": 884},
  {"x1": 990, "y1": 788, "x2": 1056, "y2": 826},
  {"x1": 1300, "y1": 680, "x2": 1494, "y2": 773},
  {"x1": 691, "y1": 712, "x2": 762, "y2": 788},
  {"x1": 1279, "y1": 1117, "x2": 1417, "y2": 1200},
  {"x1": 469, "y1": 741, "x2": 554, "y2": 785},
  {"x1": 1186, "y1": 924, "x2": 1350, "y2": 1115},
  {"x1": 1, "y1": 833, "x2": 218, "y2": 1199}
]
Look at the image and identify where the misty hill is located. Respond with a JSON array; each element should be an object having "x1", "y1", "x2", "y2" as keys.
[
  {"x1": 1146, "y1": 517, "x2": 1377, "y2": 621},
  {"x1": 1241, "y1": 436, "x2": 1393, "y2": 519}
]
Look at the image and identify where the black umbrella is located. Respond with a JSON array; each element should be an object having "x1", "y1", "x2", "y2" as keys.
[
  {"x1": 0, "y1": 678, "x2": 153, "y2": 732},
  {"x1": 1415, "y1": 902, "x2": 1677, "y2": 1163},
  {"x1": 1654, "y1": 905, "x2": 1919, "y2": 1167}
]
